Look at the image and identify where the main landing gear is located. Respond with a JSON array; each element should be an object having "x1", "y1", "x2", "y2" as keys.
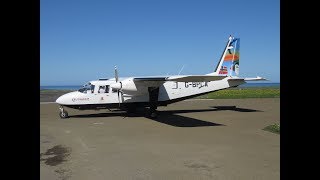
[
  {"x1": 59, "y1": 106, "x2": 69, "y2": 119},
  {"x1": 147, "y1": 87, "x2": 160, "y2": 119},
  {"x1": 146, "y1": 109, "x2": 158, "y2": 119}
]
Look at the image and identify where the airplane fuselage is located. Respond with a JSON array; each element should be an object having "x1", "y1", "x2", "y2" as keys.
[
  {"x1": 55, "y1": 36, "x2": 265, "y2": 119},
  {"x1": 56, "y1": 76, "x2": 245, "y2": 110}
]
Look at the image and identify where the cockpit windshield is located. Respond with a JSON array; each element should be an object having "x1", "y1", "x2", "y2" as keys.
[{"x1": 78, "y1": 82, "x2": 95, "y2": 93}]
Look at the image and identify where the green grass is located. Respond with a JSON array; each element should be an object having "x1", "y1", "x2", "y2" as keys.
[
  {"x1": 198, "y1": 88, "x2": 280, "y2": 99},
  {"x1": 40, "y1": 89, "x2": 73, "y2": 93},
  {"x1": 40, "y1": 87, "x2": 280, "y2": 99},
  {"x1": 263, "y1": 123, "x2": 280, "y2": 134}
]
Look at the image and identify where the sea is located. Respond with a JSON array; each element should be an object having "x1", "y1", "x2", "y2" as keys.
[{"x1": 40, "y1": 83, "x2": 280, "y2": 90}]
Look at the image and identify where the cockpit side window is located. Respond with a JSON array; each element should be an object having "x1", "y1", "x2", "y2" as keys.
[
  {"x1": 79, "y1": 83, "x2": 90, "y2": 93},
  {"x1": 78, "y1": 87, "x2": 87, "y2": 93}
]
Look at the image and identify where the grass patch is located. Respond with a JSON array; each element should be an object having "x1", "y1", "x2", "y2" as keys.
[
  {"x1": 198, "y1": 88, "x2": 280, "y2": 99},
  {"x1": 40, "y1": 87, "x2": 280, "y2": 99},
  {"x1": 40, "y1": 89, "x2": 73, "y2": 93},
  {"x1": 263, "y1": 123, "x2": 280, "y2": 134}
]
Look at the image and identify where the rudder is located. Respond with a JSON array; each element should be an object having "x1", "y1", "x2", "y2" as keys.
[{"x1": 219, "y1": 37, "x2": 240, "y2": 76}]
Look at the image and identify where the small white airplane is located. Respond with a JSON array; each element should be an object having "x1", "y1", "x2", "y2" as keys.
[{"x1": 56, "y1": 35, "x2": 266, "y2": 119}]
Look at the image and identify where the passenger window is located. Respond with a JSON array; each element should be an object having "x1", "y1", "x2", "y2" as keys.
[
  {"x1": 90, "y1": 85, "x2": 95, "y2": 94},
  {"x1": 106, "y1": 85, "x2": 110, "y2": 93},
  {"x1": 98, "y1": 86, "x2": 106, "y2": 93}
]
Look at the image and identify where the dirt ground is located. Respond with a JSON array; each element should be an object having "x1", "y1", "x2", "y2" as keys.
[{"x1": 40, "y1": 98, "x2": 280, "y2": 180}]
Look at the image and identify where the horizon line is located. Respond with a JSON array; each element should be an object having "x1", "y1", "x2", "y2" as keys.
[{"x1": 40, "y1": 82, "x2": 280, "y2": 86}]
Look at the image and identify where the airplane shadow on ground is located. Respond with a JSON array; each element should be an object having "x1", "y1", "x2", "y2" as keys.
[
  {"x1": 68, "y1": 106, "x2": 260, "y2": 127},
  {"x1": 149, "y1": 112, "x2": 222, "y2": 127},
  {"x1": 210, "y1": 106, "x2": 262, "y2": 112}
]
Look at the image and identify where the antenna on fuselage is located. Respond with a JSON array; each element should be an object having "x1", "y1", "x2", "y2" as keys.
[{"x1": 178, "y1": 65, "x2": 185, "y2": 75}]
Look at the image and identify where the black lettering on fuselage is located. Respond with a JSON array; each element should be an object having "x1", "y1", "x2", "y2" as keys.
[
  {"x1": 184, "y1": 82, "x2": 209, "y2": 89},
  {"x1": 185, "y1": 82, "x2": 189, "y2": 88}
]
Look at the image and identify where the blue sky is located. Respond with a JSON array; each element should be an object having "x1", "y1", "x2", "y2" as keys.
[{"x1": 40, "y1": 0, "x2": 279, "y2": 85}]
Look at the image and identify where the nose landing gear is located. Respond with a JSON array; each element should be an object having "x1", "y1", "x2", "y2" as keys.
[{"x1": 59, "y1": 106, "x2": 69, "y2": 119}]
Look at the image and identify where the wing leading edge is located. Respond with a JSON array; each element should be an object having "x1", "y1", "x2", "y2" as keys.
[
  {"x1": 133, "y1": 75, "x2": 226, "y2": 83},
  {"x1": 166, "y1": 75, "x2": 226, "y2": 82}
]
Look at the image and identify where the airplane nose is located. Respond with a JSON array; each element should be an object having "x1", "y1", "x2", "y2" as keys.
[
  {"x1": 56, "y1": 96, "x2": 63, "y2": 104},
  {"x1": 55, "y1": 91, "x2": 79, "y2": 105},
  {"x1": 56, "y1": 94, "x2": 68, "y2": 104}
]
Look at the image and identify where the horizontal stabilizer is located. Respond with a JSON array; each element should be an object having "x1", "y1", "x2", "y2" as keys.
[
  {"x1": 228, "y1": 78, "x2": 245, "y2": 82},
  {"x1": 244, "y1": 76, "x2": 267, "y2": 81}
]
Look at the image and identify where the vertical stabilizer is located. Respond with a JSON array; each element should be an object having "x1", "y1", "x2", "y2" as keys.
[{"x1": 208, "y1": 36, "x2": 240, "y2": 76}]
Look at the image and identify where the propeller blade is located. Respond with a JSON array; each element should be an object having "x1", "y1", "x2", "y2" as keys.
[
  {"x1": 121, "y1": 92, "x2": 124, "y2": 103},
  {"x1": 115, "y1": 66, "x2": 118, "y2": 82},
  {"x1": 114, "y1": 68, "x2": 121, "y2": 108},
  {"x1": 117, "y1": 90, "x2": 120, "y2": 107}
]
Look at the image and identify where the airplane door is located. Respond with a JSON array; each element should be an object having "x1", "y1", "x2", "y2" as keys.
[{"x1": 171, "y1": 82, "x2": 180, "y2": 96}]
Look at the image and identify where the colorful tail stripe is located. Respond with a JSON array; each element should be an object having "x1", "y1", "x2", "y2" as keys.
[{"x1": 219, "y1": 38, "x2": 240, "y2": 76}]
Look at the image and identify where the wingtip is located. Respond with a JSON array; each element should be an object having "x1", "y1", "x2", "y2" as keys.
[{"x1": 257, "y1": 76, "x2": 268, "y2": 81}]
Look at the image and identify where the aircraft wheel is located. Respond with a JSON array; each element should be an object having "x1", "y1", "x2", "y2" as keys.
[
  {"x1": 146, "y1": 110, "x2": 158, "y2": 119},
  {"x1": 150, "y1": 112, "x2": 158, "y2": 119},
  {"x1": 126, "y1": 106, "x2": 136, "y2": 113},
  {"x1": 59, "y1": 111, "x2": 69, "y2": 119}
]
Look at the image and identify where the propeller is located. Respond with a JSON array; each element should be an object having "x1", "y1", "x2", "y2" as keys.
[
  {"x1": 115, "y1": 66, "x2": 118, "y2": 83},
  {"x1": 114, "y1": 66, "x2": 123, "y2": 107}
]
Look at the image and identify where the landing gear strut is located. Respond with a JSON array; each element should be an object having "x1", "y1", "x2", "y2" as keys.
[
  {"x1": 59, "y1": 106, "x2": 69, "y2": 119},
  {"x1": 147, "y1": 87, "x2": 159, "y2": 119}
]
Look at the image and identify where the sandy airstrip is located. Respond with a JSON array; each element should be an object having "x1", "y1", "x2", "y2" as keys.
[{"x1": 40, "y1": 98, "x2": 279, "y2": 180}]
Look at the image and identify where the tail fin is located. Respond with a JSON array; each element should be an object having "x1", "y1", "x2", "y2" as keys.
[{"x1": 208, "y1": 36, "x2": 240, "y2": 76}]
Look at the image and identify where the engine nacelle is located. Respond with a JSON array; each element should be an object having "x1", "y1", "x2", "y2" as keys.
[
  {"x1": 110, "y1": 79, "x2": 148, "y2": 95},
  {"x1": 121, "y1": 79, "x2": 138, "y2": 92}
]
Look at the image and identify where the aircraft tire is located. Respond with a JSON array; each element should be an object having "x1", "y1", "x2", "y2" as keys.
[
  {"x1": 59, "y1": 111, "x2": 69, "y2": 119},
  {"x1": 146, "y1": 110, "x2": 157, "y2": 119},
  {"x1": 126, "y1": 106, "x2": 136, "y2": 113},
  {"x1": 150, "y1": 112, "x2": 158, "y2": 119}
]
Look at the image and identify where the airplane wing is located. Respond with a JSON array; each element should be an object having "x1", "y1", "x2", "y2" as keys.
[
  {"x1": 132, "y1": 77, "x2": 167, "y2": 88},
  {"x1": 133, "y1": 75, "x2": 226, "y2": 83},
  {"x1": 132, "y1": 75, "x2": 265, "y2": 86},
  {"x1": 166, "y1": 75, "x2": 226, "y2": 82},
  {"x1": 133, "y1": 77, "x2": 167, "y2": 81}
]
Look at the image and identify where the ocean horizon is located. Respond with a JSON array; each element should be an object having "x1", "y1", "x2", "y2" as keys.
[{"x1": 40, "y1": 82, "x2": 280, "y2": 90}]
